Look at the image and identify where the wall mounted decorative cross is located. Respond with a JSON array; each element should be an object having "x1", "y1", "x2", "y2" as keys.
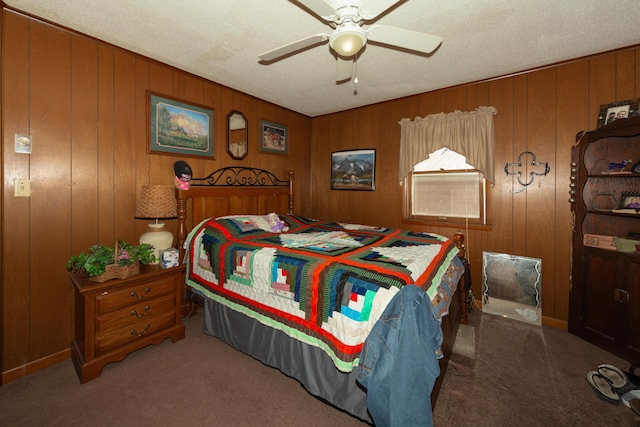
[{"x1": 504, "y1": 151, "x2": 550, "y2": 192}]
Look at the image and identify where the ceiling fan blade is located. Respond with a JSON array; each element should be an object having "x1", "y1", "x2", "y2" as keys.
[
  {"x1": 366, "y1": 25, "x2": 442, "y2": 54},
  {"x1": 258, "y1": 33, "x2": 329, "y2": 62},
  {"x1": 360, "y1": 0, "x2": 403, "y2": 21},
  {"x1": 336, "y1": 57, "x2": 353, "y2": 82},
  {"x1": 295, "y1": 0, "x2": 339, "y2": 21}
]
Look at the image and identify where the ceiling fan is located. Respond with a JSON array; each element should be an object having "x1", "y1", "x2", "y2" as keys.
[{"x1": 258, "y1": 0, "x2": 443, "y2": 82}]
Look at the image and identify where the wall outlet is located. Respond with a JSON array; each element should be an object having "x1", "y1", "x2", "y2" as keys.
[{"x1": 14, "y1": 179, "x2": 31, "y2": 197}]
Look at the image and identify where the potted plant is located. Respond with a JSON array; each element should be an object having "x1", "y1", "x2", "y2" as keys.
[{"x1": 67, "y1": 240, "x2": 156, "y2": 282}]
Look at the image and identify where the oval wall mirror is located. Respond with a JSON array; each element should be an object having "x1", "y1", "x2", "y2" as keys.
[{"x1": 227, "y1": 110, "x2": 248, "y2": 160}]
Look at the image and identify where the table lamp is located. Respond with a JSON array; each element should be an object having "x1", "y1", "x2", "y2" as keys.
[{"x1": 135, "y1": 185, "x2": 177, "y2": 264}]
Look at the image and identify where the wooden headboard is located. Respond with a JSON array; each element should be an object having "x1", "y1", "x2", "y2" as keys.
[{"x1": 175, "y1": 167, "x2": 294, "y2": 259}]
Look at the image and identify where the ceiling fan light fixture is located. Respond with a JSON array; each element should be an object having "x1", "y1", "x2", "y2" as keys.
[{"x1": 329, "y1": 25, "x2": 366, "y2": 57}]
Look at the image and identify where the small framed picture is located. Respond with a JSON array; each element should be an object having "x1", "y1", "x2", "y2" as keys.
[
  {"x1": 331, "y1": 149, "x2": 376, "y2": 191},
  {"x1": 620, "y1": 192, "x2": 640, "y2": 210},
  {"x1": 597, "y1": 98, "x2": 640, "y2": 128},
  {"x1": 259, "y1": 120, "x2": 288, "y2": 155},
  {"x1": 613, "y1": 191, "x2": 640, "y2": 214},
  {"x1": 148, "y1": 91, "x2": 214, "y2": 158}
]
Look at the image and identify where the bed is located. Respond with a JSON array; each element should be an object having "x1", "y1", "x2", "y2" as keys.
[{"x1": 176, "y1": 167, "x2": 469, "y2": 423}]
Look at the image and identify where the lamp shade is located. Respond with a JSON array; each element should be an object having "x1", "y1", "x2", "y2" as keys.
[
  {"x1": 329, "y1": 25, "x2": 366, "y2": 57},
  {"x1": 135, "y1": 185, "x2": 177, "y2": 219},
  {"x1": 136, "y1": 185, "x2": 176, "y2": 264}
]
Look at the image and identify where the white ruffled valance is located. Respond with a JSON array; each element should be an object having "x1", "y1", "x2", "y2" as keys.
[{"x1": 398, "y1": 106, "x2": 497, "y2": 184}]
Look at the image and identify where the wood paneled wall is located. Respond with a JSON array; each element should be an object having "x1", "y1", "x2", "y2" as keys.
[
  {"x1": 2, "y1": 5, "x2": 639, "y2": 381},
  {"x1": 1, "y1": 9, "x2": 311, "y2": 380},
  {"x1": 309, "y1": 47, "x2": 640, "y2": 329}
]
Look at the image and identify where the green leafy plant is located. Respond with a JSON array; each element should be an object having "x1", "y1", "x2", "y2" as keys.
[{"x1": 66, "y1": 240, "x2": 156, "y2": 277}]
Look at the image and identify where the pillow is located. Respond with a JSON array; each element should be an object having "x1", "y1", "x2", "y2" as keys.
[{"x1": 217, "y1": 214, "x2": 288, "y2": 233}]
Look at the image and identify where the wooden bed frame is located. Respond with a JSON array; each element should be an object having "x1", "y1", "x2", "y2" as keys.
[{"x1": 175, "y1": 166, "x2": 468, "y2": 419}]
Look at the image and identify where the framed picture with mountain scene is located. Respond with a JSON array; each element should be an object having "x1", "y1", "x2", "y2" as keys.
[
  {"x1": 331, "y1": 149, "x2": 376, "y2": 191},
  {"x1": 148, "y1": 91, "x2": 214, "y2": 158}
]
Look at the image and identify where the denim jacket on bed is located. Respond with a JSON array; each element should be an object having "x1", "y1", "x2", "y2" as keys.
[{"x1": 355, "y1": 284, "x2": 443, "y2": 427}]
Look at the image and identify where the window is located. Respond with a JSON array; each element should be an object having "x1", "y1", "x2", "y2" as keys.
[{"x1": 403, "y1": 148, "x2": 490, "y2": 228}]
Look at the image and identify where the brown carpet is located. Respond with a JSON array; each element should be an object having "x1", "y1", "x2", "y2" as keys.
[
  {"x1": 1, "y1": 310, "x2": 369, "y2": 427},
  {"x1": 433, "y1": 311, "x2": 638, "y2": 426},
  {"x1": 0, "y1": 309, "x2": 637, "y2": 426}
]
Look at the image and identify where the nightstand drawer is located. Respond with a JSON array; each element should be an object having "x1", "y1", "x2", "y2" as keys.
[
  {"x1": 95, "y1": 294, "x2": 176, "y2": 335},
  {"x1": 95, "y1": 278, "x2": 175, "y2": 315},
  {"x1": 95, "y1": 311, "x2": 176, "y2": 356}
]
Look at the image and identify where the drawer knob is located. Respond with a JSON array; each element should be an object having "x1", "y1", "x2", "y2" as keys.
[
  {"x1": 130, "y1": 287, "x2": 151, "y2": 299},
  {"x1": 130, "y1": 306, "x2": 151, "y2": 318},
  {"x1": 130, "y1": 324, "x2": 150, "y2": 337}
]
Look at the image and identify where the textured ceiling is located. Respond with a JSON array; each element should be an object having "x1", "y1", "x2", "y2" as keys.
[{"x1": 5, "y1": 0, "x2": 640, "y2": 117}]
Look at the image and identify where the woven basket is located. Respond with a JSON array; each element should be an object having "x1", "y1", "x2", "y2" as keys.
[
  {"x1": 90, "y1": 262, "x2": 140, "y2": 282},
  {"x1": 89, "y1": 241, "x2": 141, "y2": 282}
]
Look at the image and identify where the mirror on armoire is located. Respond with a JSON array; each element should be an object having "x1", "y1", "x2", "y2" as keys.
[{"x1": 227, "y1": 110, "x2": 248, "y2": 160}]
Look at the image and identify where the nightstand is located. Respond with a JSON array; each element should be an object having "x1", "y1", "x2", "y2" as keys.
[{"x1": 70, "y1": 264, "x2": 186, "y2": 383}]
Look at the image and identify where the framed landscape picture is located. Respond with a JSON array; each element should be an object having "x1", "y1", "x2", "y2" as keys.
[
  {"x1": 148, "y1": 92, "x2": 214, "y2": 158},
  {"x1": 331, "y1": 149, "x2": 376, "y2": 191}
]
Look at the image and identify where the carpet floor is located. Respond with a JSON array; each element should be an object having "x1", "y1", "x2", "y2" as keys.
[
  {"x1": 433, "y1": 310, "x2": 638, "y2": 426},
  {"x1": 1, "y1": 308, "x2": 638, "y2": 426}
]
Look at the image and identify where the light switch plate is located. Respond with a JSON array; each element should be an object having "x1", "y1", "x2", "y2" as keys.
[
  {"x1": 15, "y1": 134, "x2": 32, "y2": 154},
  {"x1": 14, "y1": 179, "x2": 31, "y2": 197}
]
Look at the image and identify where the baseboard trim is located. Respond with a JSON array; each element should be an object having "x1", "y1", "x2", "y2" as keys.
[
  {"x1": 2, "y1": 348, "x2": 71, "y2": 384},
  {"x1": 542, "y1": 316, "x2": 568, "y2": 331},
  {"x1": 475, "y1": 299, "x2": 568, "y2": 331}
]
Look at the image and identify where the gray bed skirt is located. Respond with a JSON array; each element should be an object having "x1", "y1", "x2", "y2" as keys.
[{"x1": 203, "y1": 298, "x2": 372, "y2": 423}]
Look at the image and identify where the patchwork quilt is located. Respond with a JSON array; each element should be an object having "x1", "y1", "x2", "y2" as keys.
[{"x1": 184, "y1": 214, "x2": 464, "y2": 372}]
